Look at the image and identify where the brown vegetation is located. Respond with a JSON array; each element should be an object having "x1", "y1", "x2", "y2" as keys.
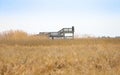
[{"x1": 0, "y1": 30, "x2": 120, "y2": 75}]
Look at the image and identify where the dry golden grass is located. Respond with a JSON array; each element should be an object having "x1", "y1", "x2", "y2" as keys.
[{"x1": 0, "y1": 30, "x2": 120, "y2": 75}]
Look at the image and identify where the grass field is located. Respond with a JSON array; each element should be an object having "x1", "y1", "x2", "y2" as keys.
[{"x1": 0, "y1": 31, "x2": 120, "y2": 75}]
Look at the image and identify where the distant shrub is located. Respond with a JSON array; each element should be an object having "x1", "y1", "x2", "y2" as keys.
[{"x1": 0, "y1": 30, "x2": 28, "y2": 40}]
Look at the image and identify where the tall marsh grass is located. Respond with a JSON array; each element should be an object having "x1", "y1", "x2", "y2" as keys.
[{"x1": 0, "y1": 30, "x2": 120, "y2": 75}]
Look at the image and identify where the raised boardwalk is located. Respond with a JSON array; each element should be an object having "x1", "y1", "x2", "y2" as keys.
[{"x1": 39, "y1": 26, "x2": 75, "y2": 39}]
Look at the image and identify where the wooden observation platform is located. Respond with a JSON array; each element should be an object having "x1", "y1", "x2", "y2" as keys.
[{"x1": 39, "y1": 26, "x2": 75, "y2": 39}]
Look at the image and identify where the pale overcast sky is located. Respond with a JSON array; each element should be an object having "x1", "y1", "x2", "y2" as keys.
[{"x1": 0, "y1": 0, "x2": 120, "y2": 37}]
